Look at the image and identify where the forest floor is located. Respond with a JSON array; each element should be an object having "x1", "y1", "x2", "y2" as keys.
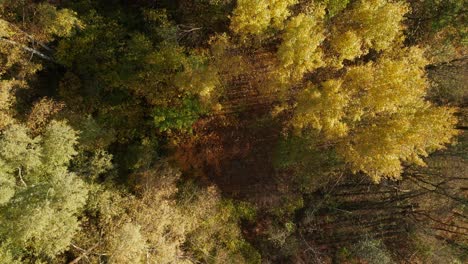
[{"x1": 174, "y1": 49, "x2": 288, "y2": 208}]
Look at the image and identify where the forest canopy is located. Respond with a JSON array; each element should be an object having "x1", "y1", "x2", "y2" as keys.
[{"x1": 0, "y1": 0, "x2": 466, "y2": 263}]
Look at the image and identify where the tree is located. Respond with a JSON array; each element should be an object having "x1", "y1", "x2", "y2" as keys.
[
  {"x1": 328, "y1": 0, "x2": 408, "y2": 66},
  {"x1": 277, "y1": 11, "x2": 325, "y2": 82},
  {"x1": 230, "y1": 0, "x2": 297, "y2": 37},
  {"x1": 0, "y1": 1, "x2": 81, "y2": 130},
  {"x1": 407, "y1": 0, "x2": 466, "y2": 44},
  {"x1": 291, "y1": 48, "x2": 459, "y2": 182},
  {"x1": 70, "y1": 162, "x2": 259, "y2": 264},
  {"x1": 55, "y1": 7, "x2": 221, "y2": 142},
  {"x1": 321, "y1": 0, "x2": 350, "y2": 18},
  {"x1": 0, "y1": 121, "x2": 89, "y2": 261},
  {"x1": 351, "y1": 237, "x2": 393, "y2": 264},
  {"x1": 107, "y1": 223, "x2": 146, "y2": 264}
]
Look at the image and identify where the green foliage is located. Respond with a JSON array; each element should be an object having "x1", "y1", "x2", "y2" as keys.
[
  {"x1": 0, "y1": 121, "x2": 88, "y2": 260},
  {"x1": 0, "y1": 243, "x2": 21, "y2": 264},
  {"x1": 0, "y1": 124, "x2": 41, "y2": 177},
  {"x1": 57, "y1": 9, "x2": 219, "y2": 105},
  {"x1": 422, "y1": 0, "x2": 466, "y2": 32},
  {"x1": 352, "y1": 238, "x2": 393, "y2": 264},
  {"x1": 34, "y1": 3, "x2": 82, "y2": 40},
  {"x1": 407, "y1": 0, "x2": 466, "y2": 62},
  {"x1": 73, "y1": 148, "x2": 114, "y2": 180},
  {"x1": 153, "y1": 97, "x2": 204, "y2": 132},
  {"x1": 0, "y1": 164, "x2": 14, "y2": 205},
  {"x1": 235, "y1": 201, "x2": 257, "y2": 222},
  {"x1": 55, "y1": 11, "x2": 126, "y2": 93},
  {"x1": 0, "y1": 1, "x2": 463, "y2": 263},
  {"x1": 42, "y1": 120, "x2": 78, "y2": 169},
  {"x1": 55, "y1": 8, "x2": 220, "y2": 145},
  {"x1": 74, "y1": 115, "x2": 116, "y2": 150},
  {"x1": 107, "y1": 223, "x2": 146, "y2": 263},
  {"x1": 323, "y1": 0, "x2": 350, "y2": 18}
]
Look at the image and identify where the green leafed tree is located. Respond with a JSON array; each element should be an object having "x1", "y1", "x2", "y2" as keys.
[
  {"x1": 322, "y1": 0, "x2": 350, "y2": 18},
  {"x1": 0, "y1": 121, "x2": 88, "y2": 261},
  {"x1": 70, "y1": 162, "x2": 260, "y2": 264}
]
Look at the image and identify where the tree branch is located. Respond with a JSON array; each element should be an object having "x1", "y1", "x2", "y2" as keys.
[
  {"x1": 426, "y1": 56, "x2": 468, "y2": 70},
  {"x1": 0, "y1": 37, "x2": 55, "y2": 62},
  {"x1": 0, "y1": 18, "x2": 54, "y2": 52},
  {"x1": 69, "y1": 243, "x2": 105, "y2": 264},
  {"x1": 17, "y1": 167, "x2": 27, "y2": 187}
]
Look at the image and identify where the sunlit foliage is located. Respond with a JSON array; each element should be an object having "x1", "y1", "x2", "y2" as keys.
[
  {"x1": 329, "y1": 0, "x2": 408, "y2": 65},
  {"x1": 292, "y1": 48, "x2": 458, "y2": 181},
  {"x1": 0, "y1": 1, "x2": 463, "y2": 263},
  {"x1": 230, "y1": 0, "x2": 297, "y2": 36},
  {"x1": 0, "y1": 121, "x2": 88, "y2": 260},
  {"x1": 277, "y1": 11, "x2": 325, "y2": 82}
]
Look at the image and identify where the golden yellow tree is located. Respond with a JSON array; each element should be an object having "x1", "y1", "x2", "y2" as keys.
[
  {"x1": 230, "y1": 0, "x2": 297, "y2": 37},
  {"x1": 328, "y1": 0, "x2": 408, "y2": 66},
  {"x1": 277, "y1": 11, "x2": 325, "y2": 82},
  {"x1": 292, "y1": 48, "x2": 459, "y2": 182}
]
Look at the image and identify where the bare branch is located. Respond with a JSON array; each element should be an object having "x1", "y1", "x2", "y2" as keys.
[
  {"x1": 69, "y1": 243, "x2": 106, "y2": 264},
  {"x1": 17, "y1": 167, "x2": 27, "y2": 187},
  {"x1": 0, "y1": 37, "x2": 55, "y2": 62},
  {"x1": 0, "y1": 18, "x2": 54, "y2": 52}
]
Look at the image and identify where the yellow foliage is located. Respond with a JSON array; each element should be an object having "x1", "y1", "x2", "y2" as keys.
[
  {"x1": 27, "y1": 98, "x2": 64, "y2": 134},
  {"x1": 343, "y1": 47, "x2": 429, "y2": 116},
  {"x1": 277, "y1": 12, "x2": 325, "y2": 82},
  {"x1": 174, "y1": 61, "x2": 220, "y2": 103},
  {"x1": 230, "y1": 0, "x2": 298, "y2": 37},
  {"x1": 107, "y1": 223, "x2": 146, "y2": 264},
  {"x1": 292, "y1": 47, "x2": 458, "y2": 182},
  {"x1": 329, "y1": 0, "x2": 408, "y2": 64},
  {"x1": 0, "y1": 80, "x2": 14, "y2": 130},
  {"x1": 35, "y1": 3, "x2": 83, "y2": 41},
  {"x1": 329, "y1": 31, "x2": 362, "y2": 67},
  {"x1": 338, "y1": 105, "x2": 458, "y2": 182},
  {"x1": 292, "y1": 80, "x2": 349, "y2": 139},
  {"x1": 0, "y1": 19, "x2": 14, "y2": 38}
]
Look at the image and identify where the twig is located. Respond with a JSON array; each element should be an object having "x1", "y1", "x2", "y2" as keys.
[
  {"x1": 17, "y1": 167, "x2": 27, "y2": 187},
  {"x1": 69, "y1": 242, "x2": 106, "y2": 264}
]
